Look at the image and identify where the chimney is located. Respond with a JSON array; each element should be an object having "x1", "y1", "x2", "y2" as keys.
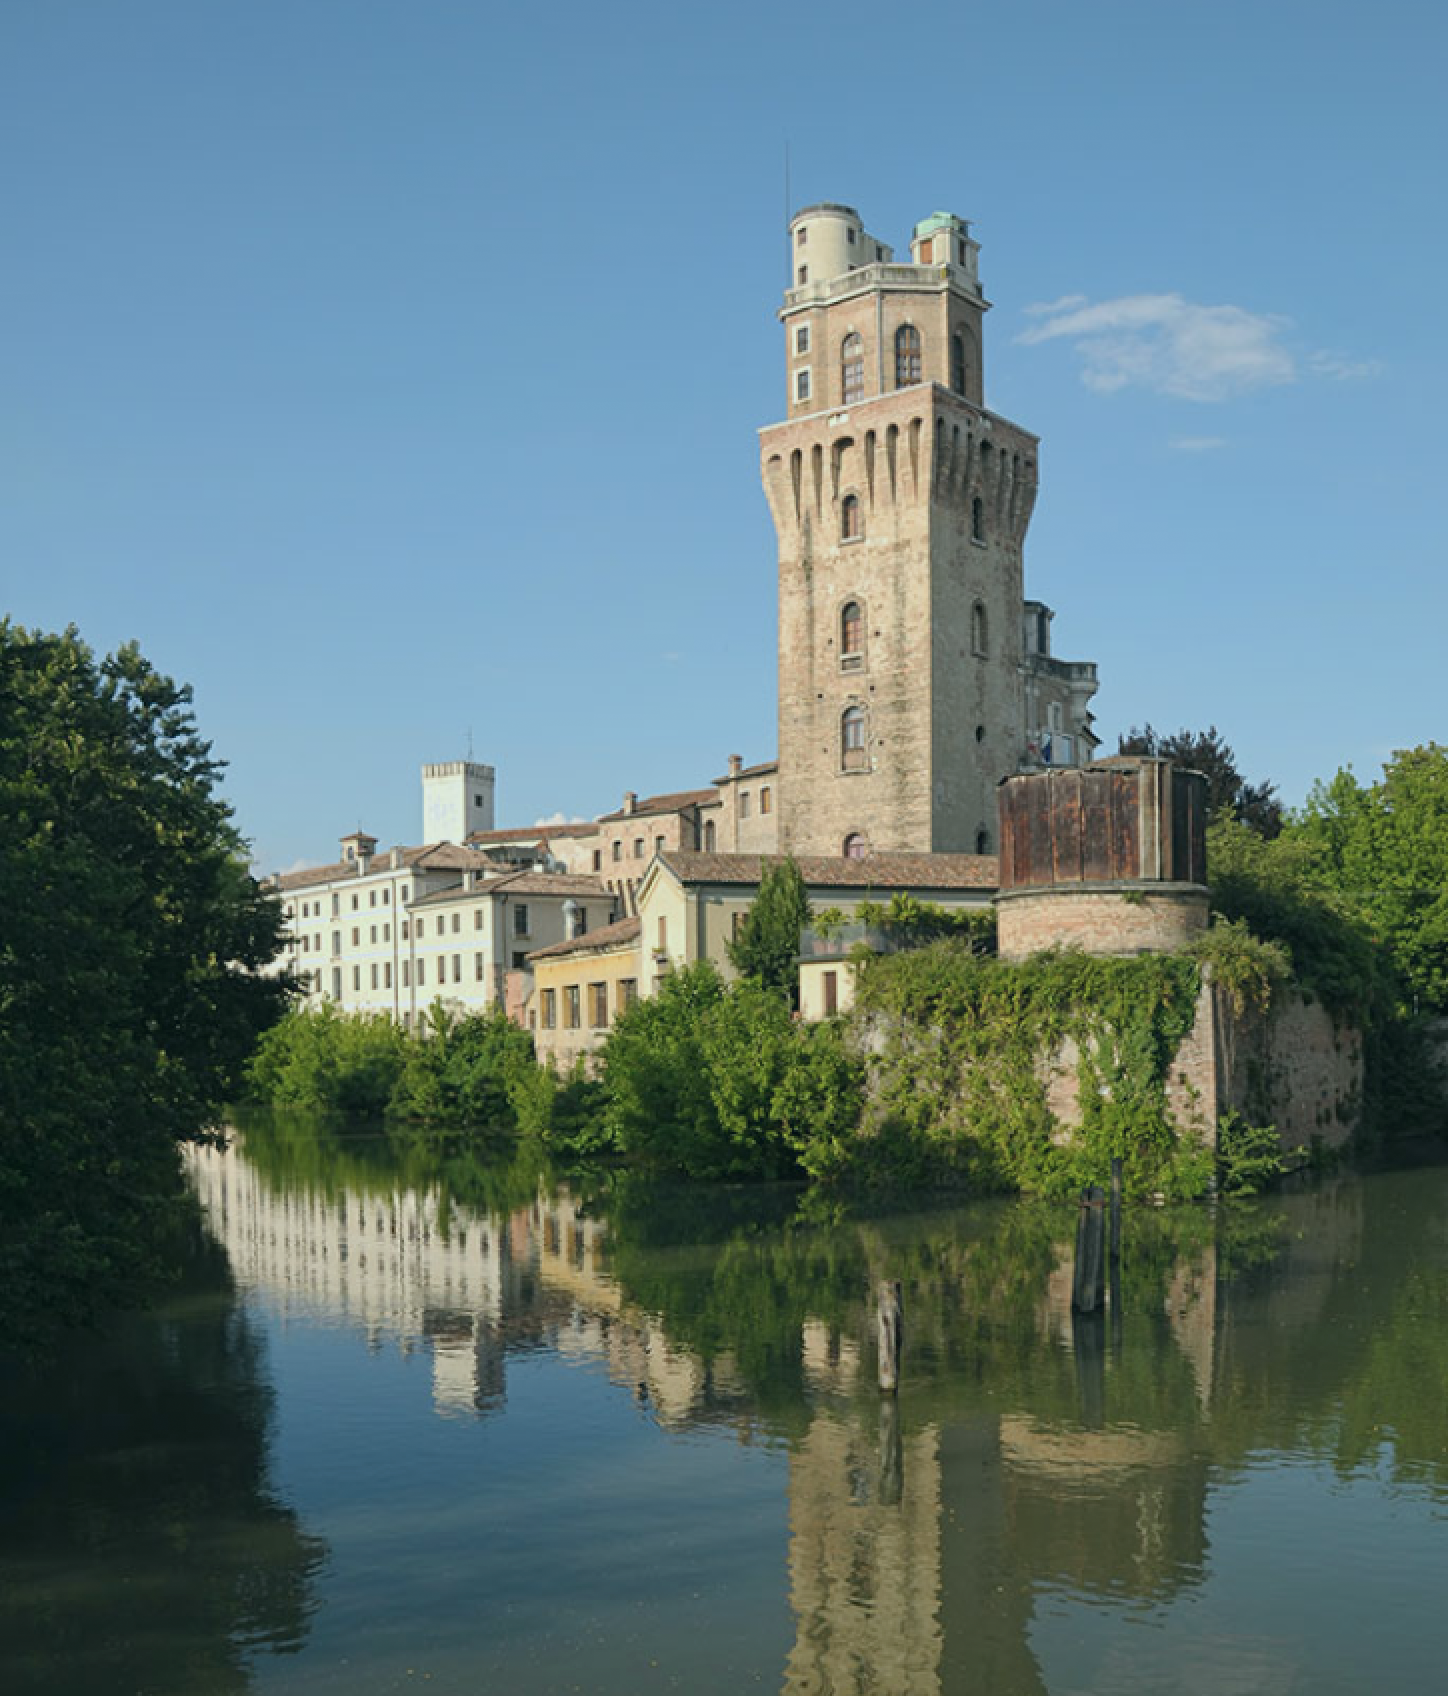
[
  {"x1": 623, "y1": 791, "x2": 637, "y2": 815},
  {"x1": 728, "y1": 754, "x2": 743, "y2": 778}
]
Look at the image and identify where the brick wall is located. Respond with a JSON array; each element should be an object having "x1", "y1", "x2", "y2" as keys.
[{"x1": 998, "y1": 887, "x2": 1209, "y2": 961}]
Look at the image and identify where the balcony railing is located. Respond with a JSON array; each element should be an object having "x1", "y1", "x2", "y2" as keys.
[{"x1": 784, "y1": 261, "x2": 981, "y2": 312}]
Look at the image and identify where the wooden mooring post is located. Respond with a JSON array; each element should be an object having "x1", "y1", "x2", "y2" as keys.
[
  {"x1": 1072, "y1": 1186, "x2": 1106, "y2": 1314},
  {"x1": 877, "y1": 1279, "x2": 903, "y2": 1394},
  {"x1": 1109, "y1": 1156, "x2": 1124, "y2": 1331}
]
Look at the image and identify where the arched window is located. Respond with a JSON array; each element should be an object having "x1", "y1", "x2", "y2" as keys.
[
  {"x1": 841, "y1": 600, "x2": 864, "y2": 659},
  {"x1": 841, "y1": 333, "x2": 864, "y2": 405},
  {"x1": 841, "y1": 494, "x2": 862, "y2": 541},
  {"x1": 704, "y1": 818, "x2": 717, "y2": 850},
  {"x1": 841, "y1": 706, "x2": 867, "y2": 771},
  {"x1": 971, "y1": 496, "x2": 985, "y2": 542},
  {"x1": 952, "y1": 334, "x2": 968, "y2": 395},
  {"x1": 895, "y1": 325, "x2": 922, "y2": 387},
  {"x1": 971, "y1": 601, "x2": 989, "y2": 656},
  {"x1": 976, "y1": 827, "x2": 990, "y2": 854},
  {"x1": 843, "y1": 833, "x2": 867, "y2": 860}
]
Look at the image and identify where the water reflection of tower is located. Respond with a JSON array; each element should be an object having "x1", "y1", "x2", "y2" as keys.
[{"x1": 784, "y1": 1323, "x2": 944, "y2": 1696}]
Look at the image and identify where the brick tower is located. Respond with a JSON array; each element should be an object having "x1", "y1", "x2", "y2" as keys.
[{"x1": 761, "y1": 203, "x2": 1091, "y2": 857}]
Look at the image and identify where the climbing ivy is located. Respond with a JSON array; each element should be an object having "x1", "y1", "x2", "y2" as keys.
[{"x1": 851, "y1": 940, "x2": 1212, "y2": 1199}]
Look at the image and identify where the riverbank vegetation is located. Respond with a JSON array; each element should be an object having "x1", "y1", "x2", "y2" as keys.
[{"x1": 0, "y1": 625, "x2": 291, "y2": 1346}]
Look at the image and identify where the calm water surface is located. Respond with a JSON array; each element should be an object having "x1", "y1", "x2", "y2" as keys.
[{"x1": 3, "y1": 1120, "x2": 1447, "y2": 1695}]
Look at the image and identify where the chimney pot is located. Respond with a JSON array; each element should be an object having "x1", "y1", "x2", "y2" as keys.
[
  {"x1": 728, "y1": 754, "x2": 743, "y2": 777},
  {"x1": 624, "y1": 791, "x2": 637, "y2": 815}
]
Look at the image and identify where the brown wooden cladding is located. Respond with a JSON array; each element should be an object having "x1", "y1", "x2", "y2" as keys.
[{"x1": 998, "y1": 764, "x2": 1205, "y2": 890}]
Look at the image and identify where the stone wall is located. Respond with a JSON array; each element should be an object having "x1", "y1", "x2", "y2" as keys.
[{"x1": 1039, "y1": 978, "x2": 1362, "y2": 1160}]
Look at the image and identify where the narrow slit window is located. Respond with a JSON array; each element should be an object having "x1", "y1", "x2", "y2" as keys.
[{"x1": 895, "y1": 325, "x2": 922, "y2": 387}]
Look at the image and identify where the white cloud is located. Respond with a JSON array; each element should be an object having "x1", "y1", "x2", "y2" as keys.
[
  {"x1": 534, "y1": 811, "x2": 587, "y2": 827},
  {"x1": 1018, "y1": 292, "x2": 1296, "y2": 401},
  {"x1": 1308, "y1": 350, "x2": 1384, "y2": 382},
  {"x1": 1170, "y1": 435, "x2": 1228, "y2": 453}
]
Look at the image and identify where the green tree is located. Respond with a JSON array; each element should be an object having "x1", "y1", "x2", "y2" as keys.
[
  {"x1": 1295, "y1": 745, "x2": 1448, "y2": 1014},
  {"x1": 0, "y1": 624, "x2": 291, "y2": 1343},
  {"x1": 1118, "y1": 723, "x2": 1283, "y2": 837},
  {"x1": 726, "y1": 855, "x2": 812, "y2": 1004}
]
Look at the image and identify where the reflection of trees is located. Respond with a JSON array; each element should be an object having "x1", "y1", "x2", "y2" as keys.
[{"x1": 0, "y1": 1208, "x2": 326, "y2": 1696}]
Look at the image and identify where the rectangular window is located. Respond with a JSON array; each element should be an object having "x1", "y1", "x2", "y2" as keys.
[
  {"x1": 795, "y1": 369, "x2": 811, "y2": 403},
  {"x1": 740, "y1": 792, "x2": 752, "y2": 819},
  {"x1": 332, "y1": 967, "x2": 342, "y2": 1000},
  {"x1": 452, "y1": 913, "x2": 460, "y2": 934},
  {"x1": 384, "y1": 963, "x2": 392, "y2": 989},
  {"x1": 657, "y1": 916, "x2": 668, "y2": 952},
  {"x1": 633, "y1": 838, "x2": 644, "y2": 859},
  {"x1": 514, "y1": 904, "x2": 530, "y2": 936},
  {"x1": 542, "y1": 989, "x2": 557, "y2": 1029},
  {"x1": 351, "y1": 895, "x2": 358, "y2": 911},
  {"x1": 384, "y1": 923, "x2": 391, "y2": 941},
  {"x1": 453, "y1": 954, "x2": 462, "y2": 983},
  {"x1": 612, "y1": 840, "x2": 622, "y2": 862},
  {"x1": 475, "y1": 908, "x2": 484, "y2": 930},
  {"x1": 824, "y1": 970, "x2": 838, "y2": 1016},
  {"x1": 332, "y1": 931, "x2": 341, "y2": 957},
  {"x1": 369, "y1": 890, "x2": 376, "y2": 908},
  {"x1": 417, "y1": 960, "x2": 425, "y2": 987},
  {"x1": 592, "y1": 849, "x2": 602, "y2": 871},
  {"x1": 403, "y1": 960, "x2": 410, "y2": 988},
  {"x1": 795, "y1": 325, "x2": 810, "y2": 355},
  {"x1": 797, "y1": 264, "x2": 807, "y2": 285},
  {"x1": 476, "y1": 952, "x2": 485, "y2": 981},
  {"x1": 511, "y1": 951, "x2": 527, "y2": 970},
  {"x1": 370, "y1": 925, "x2": 377, "y2": 943},
  {"x1": 402, "y1": 920, "x2": 410, "y2": 940},
  {"x1": 301, "y1": 936, "x2": 309, "y2": 953},
  {"x1": 565, "y1": 985, "x2": 581, "y2": 1029},
  {"x1": 655, "y1": 834, "x2": 665, "y2": 854},
  {"x1": 618, "y1": 978, "x2": 638, "y2": 1011},
  {"x1": 760, "y1": 786, "x2": 773, "y2": 814},
  {"x1": 351, "y1": 927, "x2": 359, "y2": 946},
  {"x1": 352, "y1": 966, "x2": 360, "y2": 991},
  {"x1": 575, "y1": 908, "x2": 586, "y2": 935},
  {"x1": 383, "y1": 889, "x2": 390, "y2": 905},
  {"x1": 589, "y1": 983, "x2": 609, "y2": 1029},
  {"x1": 331, "y1": 894, "x2": 339, "y2": 917},
  {"x1": 370, "y1": 964, "x2": 378, "y2": 989}
]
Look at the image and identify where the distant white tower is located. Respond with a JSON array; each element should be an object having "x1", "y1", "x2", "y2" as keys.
[{"x1": 421, "y1": 760, "x2": 496, "y2": 844}]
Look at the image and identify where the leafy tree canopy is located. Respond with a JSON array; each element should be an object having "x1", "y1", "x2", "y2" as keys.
[
  {"x1": 1294, "y1": 744, "x2": 1448, "y2": 1016},
  {"x1": 1118, "y1": 723, "x2": 1283, "y2": 838},
  {"x1": 0, "y1": 623, "x2": 291, "y2": 1343},
  {"x1": 726, "y1": 855, "x2": 812, "y2": 1004}
]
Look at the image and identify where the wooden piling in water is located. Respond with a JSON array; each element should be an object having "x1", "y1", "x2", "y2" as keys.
[
  {"x1": 1072, "y1": 1186, "x2": 1106, "y2": 1314},
  {"x1": 877, "y1": 1279, "x2": 903, "y2": 1394}
]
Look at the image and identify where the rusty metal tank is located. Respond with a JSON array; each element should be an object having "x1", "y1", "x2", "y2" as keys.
[{"x1": 996, "y1": 759, "x2": 1209, "y2": 959}]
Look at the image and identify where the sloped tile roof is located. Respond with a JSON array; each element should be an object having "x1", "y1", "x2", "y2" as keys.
[
  {"x1": 527, "y1": 916, "x2": 642, "y2": 962},
  {"x1": 656, "y1": 850, "x2": 999, "y2": 891},
  {"x1": 598, "y1": 788, "x2": 718, "y2": 822}
]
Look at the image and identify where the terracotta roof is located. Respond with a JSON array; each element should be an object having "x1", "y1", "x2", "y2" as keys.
[
  {"x1": 711, "y1": 759, "x2": 779, "y2": 784},
  {"x1": 528, "y1": 916, "x2": 642, "y2": 962},
  {"x1": 654, "y1": 850, "x2": 999, "y2": 891},
  {"x1": 272, "y1": 841, "x2": 497, "y2": 893},
  {"x1": 598, "y1": 787, "x2": 717, "y2": 822},
  {"x1": 409, "y1": 870, "x2": 613, "y2": 908},
  {"x1": 465, "y1": 821, "x2": 598, "y2": 845}
]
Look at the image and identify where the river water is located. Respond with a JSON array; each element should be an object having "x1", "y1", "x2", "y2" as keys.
[{"x1": 3, "y1": 1118, "x2": 1446, "y2": 1695}]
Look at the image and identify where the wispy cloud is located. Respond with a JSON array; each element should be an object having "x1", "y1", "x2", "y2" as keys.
[
  {"x1": 534, "y1": 811, "x2": 587, "y2": 827},
  {"x1": 1170, "y1": 435, "x2": 1228, "y2": 453},
  {"x1": 1018, "y1": 293, "x2": 1295, "y2": 401},
  {"x1": 1308, "y1": 350, "x2": 1384, "y2": 382}
]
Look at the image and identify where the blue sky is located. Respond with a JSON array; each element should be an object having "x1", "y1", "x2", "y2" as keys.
[{"x1": 4, "y1": 1, "x2": 1443, "y2": 872}]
